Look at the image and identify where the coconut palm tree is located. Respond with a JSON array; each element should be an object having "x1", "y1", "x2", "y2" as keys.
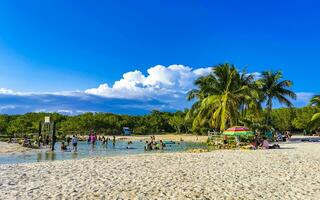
[
  {"x1": 258, "y1": 71, "x2": 296, "y2": 125},
  {"x1": 310, "y1": 95, "x2": 320, "y2": 128},
  {"x1": 187, "y1": 63, "x2": 258, "y2": 131},
  {"x1": 238, "y1": 69, "x2": 261, "y2": 119}
]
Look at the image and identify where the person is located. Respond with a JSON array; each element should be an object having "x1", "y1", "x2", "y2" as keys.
[
  {"x1": 223, "y1": 135, "x2": 228, "y2": 145},
  {"x1": 250, "y1": 140, "x2": 257, "y2": 150},
  {"x1": 285, "y1": 131, "x2": 292, "y2": 140},
  {"x1": 261, "y1": 137, "x2": 280, "y2": 149},
  {"x1": 151, "y1": 141, "x2": 156, "y2": 150},
  {"x1": 261, "y1": 137, "x2": 270, "y2": 149},
  {"x1": 71, "y1": 135, "x2": 78, "y2": 152},
  {"x1": 45, "y1": 135, "x2": 50, "y2": 146},
  {"x1": 127, "y1": 141, "x2": 133, "y2": 149},
  {"x1": 38, "y1": 135, "x2": 43, "y2": 148},
  {"x1": 277, "y1": 132, "x2": 283, "y2": 142},
  {"x1": 23, "y1": 135, "x2": 29, "y2": 147},
  {"x1": 235, "y1": 136, "x2": 240, "y2": 147},
  {"x1": 61, "y1": 142, "x2": 67, "y2": 151},
  {"x1": 254, "y1": 134, "x2": 260, "y2": 148},
  {"x1": 66, "y1": 136, "x2": 71, "y2": 146},
  {"x1": 102, "y1": 136, "x2": 106, "y2": 145},
  {"x1": 91, "y1": 134, "x2": 96, "y2": 146},
  {"x1": 112, "y1": 136, "x2": 116, "y2": 147},
  {"x1": 144, "y1": 141, "x2": 149, "y2": 151},
  {"x1": 288, "y1": 131, "x2": 292, "y2": 138},
  {"x1": 159, "y1": 140, "x2": 165, "y2": 150}
]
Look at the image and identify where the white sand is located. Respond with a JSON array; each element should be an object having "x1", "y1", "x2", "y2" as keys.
[{"x1": 1, "y1": 142, "x2": 320, "y2": 200}]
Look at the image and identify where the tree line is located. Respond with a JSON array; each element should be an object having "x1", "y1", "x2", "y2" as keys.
[{"x1": 0, "y1": 104, "x2": 319, "y2": 138}]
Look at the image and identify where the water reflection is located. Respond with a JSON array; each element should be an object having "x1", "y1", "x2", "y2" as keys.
[
  {"x1": 71, "y1": 152, "x2": 78, "y2": 159},
  {"x1": 37, "y1": 152, "x2": 43, "y2": 162}
]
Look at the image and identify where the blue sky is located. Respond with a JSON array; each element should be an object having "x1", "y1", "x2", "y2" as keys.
[{"x1": 0, "y1": 0, "x2": 319, "y2": 114}]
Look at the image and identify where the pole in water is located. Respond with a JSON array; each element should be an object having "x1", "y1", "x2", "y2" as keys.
[
  {"x1": 51, "y1": 121, "x2": 56, "y2": 151},
  {"x1": 38, "y1": 121, "x2": 42, "y2": 148}
]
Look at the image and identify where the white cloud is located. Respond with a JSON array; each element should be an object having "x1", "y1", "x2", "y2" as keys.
[
  {"x1": 0, "y1": 88, "x2": 16, "y2": 94},
  {"x1": 0, "y1": 105, "x2": 16, "y2": 111},
  {"x1": 251, "y1": 72, "x2": 262, "y2": 80},
  {"x1": 85, "y1": 64, "x2": 212, "y2": 100}
]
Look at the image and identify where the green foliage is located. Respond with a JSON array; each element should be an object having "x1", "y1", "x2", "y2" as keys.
[
  {"x1": 309, "y1": 95, "x2": 320, "y2": 129},
  {"x1": 270, "y1": 108, "x2": 295, "y2": 131},
  {"x1": 187, "y1": 63, "x2": 258, "y2": 131},
  {"x1": 187, "y1": 64, "x2": 297, "y2": 132},
  {"x1": 292, "y1": 106, "x2": 320, "y2": 130},
  {"x1": 0, "y1": 111, "x2": 184, "y2": 137},
  {"x1": 168, "y1": 111, "x2": 187, "y2": 133}
]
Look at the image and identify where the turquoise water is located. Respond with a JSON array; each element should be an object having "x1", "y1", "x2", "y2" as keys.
[{"x1": 0, "y1": 140, "x2": 206, "y2": 164}]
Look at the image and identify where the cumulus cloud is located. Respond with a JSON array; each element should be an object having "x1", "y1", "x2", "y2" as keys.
[
  {"x1": 85, "y1": 64, "x2": 212, "y2": 99},
  {"x1": 0, "y1": 88, "x2": 16, "y2": 94}
]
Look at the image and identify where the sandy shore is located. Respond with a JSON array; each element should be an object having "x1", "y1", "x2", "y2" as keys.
[
  {"x1": 1, "y1": 141, "x2": 320, "y2": 200},
  {"x1": 0, "y1": 142, "x2": 29, "y2": 154}
]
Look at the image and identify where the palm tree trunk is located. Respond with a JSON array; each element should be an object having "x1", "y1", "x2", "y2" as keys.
[{"x1": 266, "y1": 97, "x2": 272, "y2": 125}]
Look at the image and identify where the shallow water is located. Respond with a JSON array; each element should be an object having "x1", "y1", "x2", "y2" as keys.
[{"x1": 0, "y1": 140, "x2": 206, "y2": 164}]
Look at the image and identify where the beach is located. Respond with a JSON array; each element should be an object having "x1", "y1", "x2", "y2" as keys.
[{"x1": 1, "y1": 141, "x2": 320, "y2": 199}]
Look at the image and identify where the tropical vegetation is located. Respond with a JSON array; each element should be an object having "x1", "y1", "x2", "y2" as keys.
[{"x1": 309, "y1": 95, "x2": 320, "y2": 128}]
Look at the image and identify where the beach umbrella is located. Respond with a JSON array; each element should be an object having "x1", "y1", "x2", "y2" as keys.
[{"x1": 223, "y1": 126, "x2": 254, "y2": 136}]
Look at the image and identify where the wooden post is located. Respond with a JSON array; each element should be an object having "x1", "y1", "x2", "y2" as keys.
[
  {"x1": 38, "y1": 121, "x2": 42, "y2": 148},
  {"x1": 51, "y1": 121, "x2": 56, "y2": 151}
]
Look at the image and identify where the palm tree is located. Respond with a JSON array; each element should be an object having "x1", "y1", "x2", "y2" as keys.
[
  {"x1": 187, "y1": 63, "x2": 258, "y2": 131},
  {"x1": 310, "y1": 95, "x2": 320, "y2": 128},
  {"x1": 258, "y1": 71, "x2": 296, "y2": 125},
  {"x1": 238, "y1": 69, "x2": 261, "y2": 119}
]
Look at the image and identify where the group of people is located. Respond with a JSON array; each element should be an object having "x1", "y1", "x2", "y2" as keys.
[
  {"x1": 100, "y1": 135, "x2": 116, "y2": 147},
  {"x1": 62, "y1": 134, "x2": 117, "y2": 152},
  {"x1": 61, "y1": 135, "x2": 78, "y2": 152},
  {"x1": 60, "y1": 134, "x2": 171, "y2": 152},
  {"x1": 144, "y1": 136, "x2": 166, "y2": 151},
  {"x1": 276, "y1": 131, "x2": 292, "y2": 142},
  {"x1": 251, "y1": 135, "x2": 280, "y2": 150},
  {"x1": 19, "y1": 134, "x2": 53, "y2": 148},
  {"x1": 87, "y1": 134, "x2": 116, "y2": 147}
]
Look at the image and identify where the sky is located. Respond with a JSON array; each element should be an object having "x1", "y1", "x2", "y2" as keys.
[{"x1": 0, "y1": 0, "x2": 319, "y2": 115}]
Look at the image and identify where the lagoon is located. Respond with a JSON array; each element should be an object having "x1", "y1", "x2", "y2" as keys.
[{"x1": 0, "y1": 140, "x2": 206, "y2": 164}]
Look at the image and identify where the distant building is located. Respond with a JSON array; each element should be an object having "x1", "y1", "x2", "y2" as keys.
[{"x1": 122, "y1": 127, "x2": 132, "y2": 135}]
